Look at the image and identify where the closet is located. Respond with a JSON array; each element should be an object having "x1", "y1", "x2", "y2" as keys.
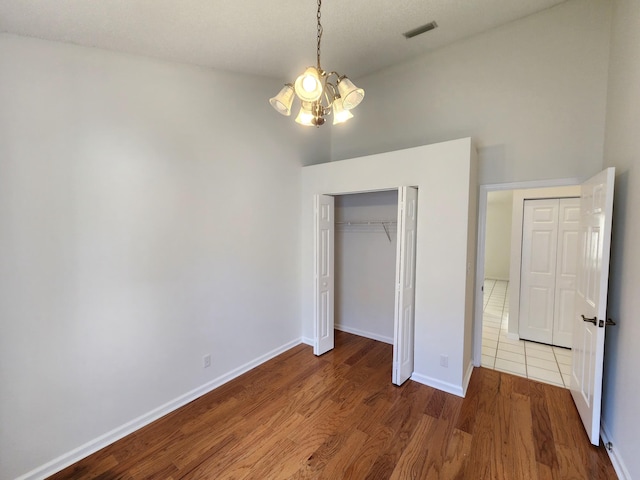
[
  {"x1": 334, "y1": 190, "x2": 398, "y2": 344},
  {"x1": 518, "y1": 197, "x2": 580, "y2": 348}
]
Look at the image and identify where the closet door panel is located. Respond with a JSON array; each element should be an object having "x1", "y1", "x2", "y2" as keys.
[
  {"x1": 314, "y1": 194, "x2": 334, "y2": 356},
  {"x1": 519, "y1": 199, "x2": 559, "y2": 344},
  {"x1": 393, "y1": 186, "x2": 417, "y2": 386},
  {"x1": 552, "y1": 198, "x2": 580, "y2": 348}
]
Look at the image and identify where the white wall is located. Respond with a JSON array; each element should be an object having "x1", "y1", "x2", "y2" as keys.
[
  {"x1": 335, "y1": 191, "x2": 398, "y2": 343},
  {"x1": 0, "y1": 34, "x2": 327, "y2": 480},
  {"x1": 484, "y1": 192, "x2": 513, "y2": 280},
  {"x1": 301, "y1": 139, "x2": 477, "y2": 396},
  {"x1": 601, "y1": 0, "x2": 640, "y2": 477},
  {"x1": 331, "y1": 0, "x2": 611, "y2": 186}
]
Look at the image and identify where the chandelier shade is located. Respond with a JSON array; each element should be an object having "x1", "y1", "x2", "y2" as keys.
[
  {"x1": 332, "y1": 97, "x2": 353, "y2": 125},
  {"x1": 269, "y1": 0, "x2": 364, "y2": 127},
  {"x1": 337, "y1": 77, "x2": 365, "y2": 110},
  {"x1": 269, "y1": 84, "x2": 295, "y2": 116}
]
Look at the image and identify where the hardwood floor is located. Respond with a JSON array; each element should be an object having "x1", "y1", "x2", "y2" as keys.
[{"x1": 48, "y1": 331, "x2": 617, "y2": 479}]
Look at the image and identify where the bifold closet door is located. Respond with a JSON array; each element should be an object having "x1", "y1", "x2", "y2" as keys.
[
  {"x1": 519, "y1": 198, "x2": 579, "y2": 346},
  {"x1": 552, "y1": 198, "x2": 580, "y2": 348},
  {"x1": 314, "y1": 194, "x2": 334, "y2": 356},
  {"x1": 392, "y1": 186, "x2": 417, "y2": 386},
  {"x1": 519, "y1": 199, "x2": 559, "y2": 344}
]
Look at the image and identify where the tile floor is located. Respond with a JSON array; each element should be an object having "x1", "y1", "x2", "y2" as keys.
[{"x1": 481, "y1": 279, "x2": 572, "y2": 389}]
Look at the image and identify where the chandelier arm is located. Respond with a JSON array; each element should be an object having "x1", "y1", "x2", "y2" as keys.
[
  {"x1": 324, "y1": 72, "x2": 342, "y2": 88},
  {"x1": 324, "y1": 82, "x2": 338, "y2": 101}
]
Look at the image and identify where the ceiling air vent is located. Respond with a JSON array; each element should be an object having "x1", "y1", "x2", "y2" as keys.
[{"x1": 403, "y1": 21, "x2": 438, "y2": 39}]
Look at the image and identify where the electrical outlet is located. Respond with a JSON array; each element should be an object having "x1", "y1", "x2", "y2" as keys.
[
  {"x1": 440, "y1": 355, "x2": 449, "y2": 368},
  {"x1": 203, "y1": 354, "x2": 211, "y2": 368}
]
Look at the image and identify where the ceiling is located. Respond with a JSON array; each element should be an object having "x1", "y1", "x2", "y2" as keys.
[{"x1": 0, "y1": 0, "x2": 568, "y2": 80}]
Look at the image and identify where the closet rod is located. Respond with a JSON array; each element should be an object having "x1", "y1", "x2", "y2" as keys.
[
  {"x1": 335, "y1": 220, "x2": 396, "y2": 242},
  {"x1": 334, "y1": 221, "x2": 398, "y2": 225}
]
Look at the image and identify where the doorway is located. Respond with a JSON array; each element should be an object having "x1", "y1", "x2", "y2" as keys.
[
  {"x1": 314, "y1": 187, "x2": 418, "y2": 386},
  {"x1": 475, "y1": 169, "x2": 616, "y2": 446},
  {"x1": 475, "y1": 181, "x2": 582, "y2": 389}
]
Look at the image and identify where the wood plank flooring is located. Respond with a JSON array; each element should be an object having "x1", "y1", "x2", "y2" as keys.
[{"x1": 48, "y1": 331, "x2": 617, "y2": 479}]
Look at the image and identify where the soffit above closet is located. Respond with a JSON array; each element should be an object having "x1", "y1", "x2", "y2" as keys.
[{"x1": 0, "y1": 0, "x2": 568, "y2": 80}]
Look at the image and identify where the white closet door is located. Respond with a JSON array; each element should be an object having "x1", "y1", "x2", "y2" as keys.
[
  {"x1": 314, "y1": 194, "x2": 334, "y2": 356},
  {"x1": 552, "y1": 198, "x2": 580, "y2": 348},
  {"x1": 519, "y1": 199, "x2": 559, "y2": 344},
  {"x1": 392, "y1": 186, "x2": 417, "y2": 386}
]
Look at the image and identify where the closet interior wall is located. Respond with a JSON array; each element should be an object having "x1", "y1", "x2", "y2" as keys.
[{"x1": 335, "y1": 190, "x2": 398, "y2": 344}]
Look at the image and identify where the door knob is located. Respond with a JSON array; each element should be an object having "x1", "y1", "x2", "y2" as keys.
[{"x1": 581, "y1": 314, "x2": 597, "y2": 325}]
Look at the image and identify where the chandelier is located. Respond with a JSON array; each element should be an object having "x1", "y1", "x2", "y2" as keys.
[{"x1": 269, "y1": 0, "x2": 365, "y2": 126}]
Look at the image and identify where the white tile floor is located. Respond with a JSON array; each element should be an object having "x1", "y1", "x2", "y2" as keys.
[{"x1": 481, "y1": 279, "x2": 572, "y2": 389}]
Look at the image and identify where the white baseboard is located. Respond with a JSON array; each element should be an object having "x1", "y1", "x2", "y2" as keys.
[
  {"x1": 462, "y1": 361, "x2": 474, "y2": 397},
  {"x1": 301, "y1": 336, "x2": 314, "y2": 346},
  {"x1": 335, "y1": 324, "x2": 393, "y2": 345},
  {"x1": 16, "y1": 338, "x2": 304, "y2": 480},
  {"x1": 600, "y1": 422, "x2": 630, "y2": 480},
  {"x1": 410, "y1": 372, "x2": 465, "y2": 398}
]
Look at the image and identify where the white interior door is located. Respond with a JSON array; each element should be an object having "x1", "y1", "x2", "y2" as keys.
[
  {"x1": 519, "y1": 199, "x2": 559, "y2": 344},
  {"x1": 552, "y1": 198, "x2": 580, "y2": 348},
  {"x1": 314, "y1": 194, "x2": 334, "y2": 356},
  {"x1": 393, "y1": 186, "x2": 417, "y2": 386},
  {"x1": 571, "y1": 167, "x2": 615, "y2": 446}
]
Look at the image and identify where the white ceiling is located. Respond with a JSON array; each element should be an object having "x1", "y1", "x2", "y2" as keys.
[{"x1": 0, "y1": 0, "x2": 567, "y2": 80}]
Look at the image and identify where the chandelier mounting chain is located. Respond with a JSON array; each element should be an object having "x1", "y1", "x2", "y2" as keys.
[
  {"x1": 316, "y1": 0, "x2": 323, "y2": 70},
  {"x1": 268, "y1": 0, "x2": 365, "y2": 127}
]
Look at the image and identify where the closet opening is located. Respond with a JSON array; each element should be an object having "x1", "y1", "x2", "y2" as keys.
[
  {"x1": 335, "y1": 190, "x2": 398, "y2": 347},
  {"x1": 314, "y1": 187, "x2": 418, "y2": 386}
]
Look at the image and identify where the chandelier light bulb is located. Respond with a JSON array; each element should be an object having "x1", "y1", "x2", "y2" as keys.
[
  {"x1": 302, "y1": 76, "x2": 318, "y2": 92},
  {"x1": 332, "y1": 97, "x2": 354, "y2": 125},
  {"x1": 295, "y1": 102, "x2": 315, "y2": 126},
  {"x1": 294, "y1": 67, "x2": 323, "y2": 103}
]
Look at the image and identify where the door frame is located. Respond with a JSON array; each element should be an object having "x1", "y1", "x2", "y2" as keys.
[
  {"x1": 313, "y1": 187, "x2": 418, "y2": 383},
  {"x1": 473, "y1": 177, "x2": 582, "y2": 367}
]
